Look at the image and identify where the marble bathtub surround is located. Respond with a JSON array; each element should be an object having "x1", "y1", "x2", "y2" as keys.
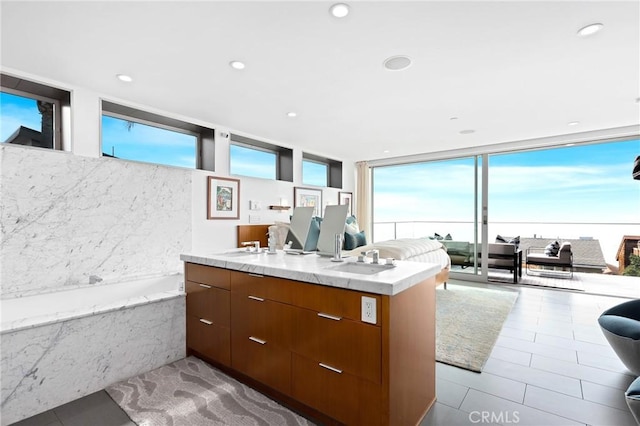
[
  {"x1": 0, "y1": 295, "x2": 186, "y2": 425},
  {"x1": 180, "y1": 249, "x2": 440, "y2": 295},
  {"x1": 0, "y1": 145, "x2": 192, "y2": 298}
]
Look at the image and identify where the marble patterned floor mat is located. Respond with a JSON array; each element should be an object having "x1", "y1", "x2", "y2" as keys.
[{"x1": 106, "y1": 356, "x2": 315, "y2": 426}]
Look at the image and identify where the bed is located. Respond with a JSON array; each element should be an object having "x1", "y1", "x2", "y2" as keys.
[{"x1": 237, "y1": 225, "x2": 450, "y2": 287}]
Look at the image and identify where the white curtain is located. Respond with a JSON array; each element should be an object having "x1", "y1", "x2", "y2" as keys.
[{"x1": 355, "y1": 161, "x2": 372, "y2": 239}]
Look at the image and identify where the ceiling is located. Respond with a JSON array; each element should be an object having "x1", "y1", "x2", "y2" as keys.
[{"x1": 1, "y1": 1, "x2": 639, "y2": 162}]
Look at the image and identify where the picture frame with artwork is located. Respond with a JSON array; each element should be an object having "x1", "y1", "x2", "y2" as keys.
[
  {"x1": 207, "y1": 176, "x2": 240, "y2": 219},
  {"x1": 294, "y1": 187, "x2": 323, "y2": 217},
  {"x1": 338, "y1": 191, "x2": 353, "y2": 216}
]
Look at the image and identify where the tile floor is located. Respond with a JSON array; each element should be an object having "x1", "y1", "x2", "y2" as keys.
[
  {"x1": 421, "y1": 280, "x2": 638, "y2": 426},
  {"x1": 10, "y1": 280, "x2": 638, "y2": 426}
]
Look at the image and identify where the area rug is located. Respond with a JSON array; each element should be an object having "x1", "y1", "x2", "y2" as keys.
[
  {"x1": 106, "y1": 356, "x2": 314, "y2": 426},
  {"x1": 436, "y1": 284, "x2": 518, "y2": 373}
]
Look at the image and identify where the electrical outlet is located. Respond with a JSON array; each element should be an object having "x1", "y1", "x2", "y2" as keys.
[
  {"x1": 249, "y1": 215, "x2": 261, "y2": 223},
  {"x1": 361, "y1": 296, "x2": 377, "y2": 324}
]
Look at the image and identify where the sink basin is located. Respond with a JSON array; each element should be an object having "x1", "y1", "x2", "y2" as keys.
[{"x1": 326, "y1": 262, "x2": 395, "y2": 275}]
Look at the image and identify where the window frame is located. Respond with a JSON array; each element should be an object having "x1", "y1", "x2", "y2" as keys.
[
  {"x1": 229, "y1": 133, "x2": 293, "y2": 182},
  {"x1": 100, "y1": 100, "x2": 214, "y2": 170},
  {"x1": 302, "y1": 152, "x2": 343, "y2": 188},
  {"x1": 1, "y1": 73, "x2": 70, "y2": 150}
]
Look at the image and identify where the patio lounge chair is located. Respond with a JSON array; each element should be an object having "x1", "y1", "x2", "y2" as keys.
[{"x1": 526, "y1": 242, "x2": 573, "y2": 278}]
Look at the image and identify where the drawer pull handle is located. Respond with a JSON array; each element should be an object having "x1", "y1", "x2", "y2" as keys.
[
  {"x1": 248, "y1": 295, "x2": 265, "y2": 302},
  {"x1": 199, "y1": 284, "x2": 212, "y2": 289},
  {"x1": 249, "y1": 336, "x2": 267, "y2": 345},
  {"x1": 248, "y1": 273, "x2": 264, "y2": 278},
  {"x1": 199, "y1": 319, "x2": 213, "y2": 325},
  {"x1": 319, "y1": 363, "x2": 342, "y2": 374},
  {"x1": 318, "y1": 312, "x2": 342, "y2": 321}
]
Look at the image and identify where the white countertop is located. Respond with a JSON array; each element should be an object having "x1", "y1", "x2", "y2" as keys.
[{"x1": 180, "y1": 250, "x2": 441, "y2": 296}]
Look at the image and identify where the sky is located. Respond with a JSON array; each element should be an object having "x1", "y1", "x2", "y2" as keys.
[{"x1": 374, "y1": 140, "x2": 640, "y2": 224}]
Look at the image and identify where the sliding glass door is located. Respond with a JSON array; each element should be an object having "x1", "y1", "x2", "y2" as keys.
[
  {"x1": 372, "y1": 155, "x2": 487, "y2": 279},
  {"x1": 371, "y1": 137, "x2": 639, "y2": 284}
]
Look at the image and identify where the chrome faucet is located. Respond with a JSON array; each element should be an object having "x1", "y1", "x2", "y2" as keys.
[
  {"x1": 358, "y1": 249, "x2": 380, "y2": 264},
  {"x1": 241, "y1": 241, "x2": 261, "y2": 252}
]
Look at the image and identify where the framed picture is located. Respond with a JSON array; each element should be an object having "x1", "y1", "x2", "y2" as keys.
[
  {"x1": 338, "y1": 191, "x2": 353, "y2": 216},
  {"x1": 207, "y1": 176, "x2": 240, "y2": 219},
  {"x1": 294, "y1": 187, "x2": 323, "y2": 217}
]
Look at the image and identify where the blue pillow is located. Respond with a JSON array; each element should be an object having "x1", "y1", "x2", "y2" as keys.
[
  {"x1": 304, "y1": 217, "x2": 322, "y2": 251},
  {"x1": 343, "y1": 230, "x2": 366, "y2": 250}
]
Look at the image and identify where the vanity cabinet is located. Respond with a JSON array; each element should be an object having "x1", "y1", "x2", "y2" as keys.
[
  {"x1": 185, "y1": 263, "x2": 231, "y2": 366},
  {"x1": 230, "y1": 272, "x2": 294, "y2": 395},
  {"x1": 184, "y1": 262, "x2": 436, "y2": 426}
]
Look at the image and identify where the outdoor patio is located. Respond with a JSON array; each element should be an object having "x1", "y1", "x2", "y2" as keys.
[{"x1": 481, "y1": 270, "x2": 639, "y2": 299}]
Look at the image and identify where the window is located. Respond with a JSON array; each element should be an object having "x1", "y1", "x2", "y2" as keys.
[
  {"x1": 230, "y1": 143, "x2": 276, "y2": 179},
  {"x1": 302, "y1": 159, "x2": 328, "y2": 186},
  {"x1": 229, "y1": 134, "x2": 293, "y2": 182},
  {"x1": 302, "y1": 152, "x2": 342, "y2": 188},
  {"x1": 101, "y1": 101, "x2": 214, "y2": 170},
  {"x1": 1, "y1": 73, "x2": 69, "y2": 150}
]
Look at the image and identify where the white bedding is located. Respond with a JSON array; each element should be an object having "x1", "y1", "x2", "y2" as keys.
[{"x1": 344, "y1": 238, "x2": 450, "y2": 270}]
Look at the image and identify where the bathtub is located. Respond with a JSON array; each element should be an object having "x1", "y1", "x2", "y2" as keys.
[{"x1": 0, "y1": 274, "x2": 186, "y2": 425}]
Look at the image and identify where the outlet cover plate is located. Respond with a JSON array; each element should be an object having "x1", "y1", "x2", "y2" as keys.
[{"x1": 361, "y1": 296, "x2": 377, "y2": 324}]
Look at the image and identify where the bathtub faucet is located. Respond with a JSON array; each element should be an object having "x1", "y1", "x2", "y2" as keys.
[{"x1": 241, "y1": 241, "x2": 261, "y2": 252}]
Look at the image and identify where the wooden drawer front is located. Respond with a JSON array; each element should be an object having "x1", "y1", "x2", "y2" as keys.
[
  {"x1": 291, "y1": 283, "x2": 381, "y2": 325},
  {"x1": 292, "y1": 353, "x2": 382, "y2": 426},
  {"x1": 186, "y1": 281, "x2": 230, "y2": 327},
  {"x1": 231, "y1": 330, "x2": 292, "y2": 395},
  {"x1": 231, "y1": 293, "x2": 293, "y2": 349},
  {"x1": 230, "y1": 271, "x2": 294, "y2": 304},
  {"x1": 185, "y1": 263, "x2": 230, "y2": 290},
  {"x1": 186, "y1": 315, "x2": 231, "y2": 366},
  {"x1": 292, "y1": 307, "x2": 381, "y2": 384}
]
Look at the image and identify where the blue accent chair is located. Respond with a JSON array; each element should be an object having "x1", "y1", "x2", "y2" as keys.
[
  {"x1": 598, "y1": 299, "x2": 640, "y2": 376},
  {"x1": 626, "y1": 376, "x2": 640, "y2": 425}
]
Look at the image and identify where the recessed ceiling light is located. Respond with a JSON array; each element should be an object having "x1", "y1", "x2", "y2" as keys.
[
  {"x1": 229, "y1": 61, "x2": 245, "y2": 70},
  {"x1": 460, "y1": 129, "x2": 475, "y2": 135},
  {"x1": 330, "y1": 3, "x2": 349, "y2": 18},
  {"x1": 383, "y1": 150, "x2": 390, "y2": 153},
  {"x1": 116, "y1": 74, "x2": 133, "y2": 83},
  {"x1": 383, "y1": 56, "x2": 412, "y2": 71},
  {"x1": 568, "y1": 121, "x2": 580, "y2": 126},
  {"x1": 577, "y1": 23, "x2": 603, "y2": 37},
  {"x1": 286, "y1": 112, "x2": 297, "y2": 118}
]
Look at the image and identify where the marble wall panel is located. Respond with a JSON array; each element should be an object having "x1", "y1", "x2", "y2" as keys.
[
  {"x1": 0, "y1": 296, "x2": 186, "y2": 425},
  {"x1": 0, "y1": 146, "x2": 192, "y2": 298}
]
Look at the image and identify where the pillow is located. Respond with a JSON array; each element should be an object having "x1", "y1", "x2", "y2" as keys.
[
  {"x1": 303, "y1": 217, "x2": 322, "y2": 252},
  {"x1": 544, "y1": 240, "x2": 560, "y2": 256},
  {"x1": 444, "y1": 233, "x2": 453, "y2": 240},
  {"x1": 345, "y1": 215, "x2": 360, "y2": 234},
  {"x1": 496, "y1": 234, "x2": 520, "y2": 249},
  {"x1": 344, "y1": 230, "x2": 367, "y2": 250}
]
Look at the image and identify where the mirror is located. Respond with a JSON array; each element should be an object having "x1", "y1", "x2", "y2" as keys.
[
  {"x1": 316, "y1": 204, "x2": 349, "y2": 256},
  {"x1": 284, "y1": 206, "x2": 315, "y2": 253}
]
